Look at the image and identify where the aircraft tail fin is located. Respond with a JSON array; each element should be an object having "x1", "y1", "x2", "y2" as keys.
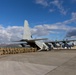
[{"x1": 23, "y1": 20, "x2": 32, "y2": 40}]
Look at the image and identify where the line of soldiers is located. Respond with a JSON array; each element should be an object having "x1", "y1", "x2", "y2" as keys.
[{"x1": 0, "y1": 47, "x2": 37, "y2": 55}]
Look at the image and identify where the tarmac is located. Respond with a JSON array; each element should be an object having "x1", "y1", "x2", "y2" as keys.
[{"x1": 0, "y1": 50, "x2": 76, "y2": 75}]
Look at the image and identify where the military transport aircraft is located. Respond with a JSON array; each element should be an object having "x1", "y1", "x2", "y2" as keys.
[
  {"x1": 14, "y1": 20, "x2": 76, "y2": 51},
  {"x1": 14, "y1": 20, "x2": 49, "y2": 51}
]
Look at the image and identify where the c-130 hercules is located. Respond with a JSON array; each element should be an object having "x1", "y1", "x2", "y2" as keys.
[
  {"x1": 15, "y1": 20, "x2": 49, "y2": 51},
  {"x1": 14, "y1": 20, "x2": 76, "y2": 50}
]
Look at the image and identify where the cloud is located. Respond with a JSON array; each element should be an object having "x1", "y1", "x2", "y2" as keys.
[
  {"x1": 0, "y1": 24, "x2": 68, "y2": 43},
  {"x1": 65, "y1": 16, "x2": 76, "y2": 37},
  {"x1": 72, "y1": 12, "x2": 76, "y2": 19},
  {"x1": 0, "y1": 12, "x2": 76, "y2": 43},
  {"x1": 35, "y1": 0, "x2": 67, "y2": 15},
  {"x1": 72, "y1": 0, "x2": 76, "y2": 3},
  {"x1": 49, "y1": 9, "x2": 55, "y2": 12},
  {"x1": 31, "y1": 25, "x2": 55, "y2": 36},
  {"x1": 31, "y1": 12, "x2": 76, "y2": 37},
  {"x1": 66, "y1": 29, "x2": 76, "y2": 38},
  {"x1": 35, "y1": 0, "x2": 48, "y2": 7},
  {"x1": 31, "y1": 24, "x2": 75, "y2": 37},
  {"x1": 64, "y1": 12, "x2": 76, "y2": 38},
  {"x1": 0, "y1": 25, "x2": 23, "y2": 43},
  {"x1": 50, "y1": 0, "x2": 67, "y2": 15}
]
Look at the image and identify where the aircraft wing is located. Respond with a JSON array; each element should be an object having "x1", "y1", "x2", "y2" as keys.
[
  {"x1": 12, "y1": 38, "x2": 48, "y2": 42},
  {"x1": 45, "y1": 39, "x2": 76, "y2": 43},
  {"x1": 28, "y1": 38, "x2": 48, "y2": 41}
]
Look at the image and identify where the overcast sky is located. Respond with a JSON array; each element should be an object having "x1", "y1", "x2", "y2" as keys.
[{"x1": 0, "y1": 0, "x2": 76, "y2": 43}]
